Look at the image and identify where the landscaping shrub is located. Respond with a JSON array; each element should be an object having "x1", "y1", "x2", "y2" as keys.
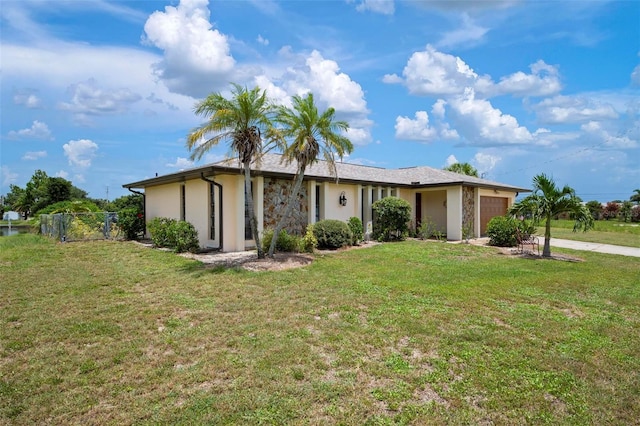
[
  {"x1": 487, "y1": 216, "x2": 535, "y2": 247},
  {"x1": 417, "y1": 217, "x2": 441, "y2": 240},
  {"x1": 117, "y1": 208, "x2": 145, "y2": 240},
  {"x1": 347, "y1": 217, "x2": 364, "y2": 245},
  {"x1": 300, "y1": 224, "x2": 317, "y2": 253},
  {"x1": 147, "y1": 217, "x2": 199, "y2": 253},
  {"x1": 487, "y1": 216, "x2": 518, "y2": 247},
  {"x1": 372, "y1": 197, "x2": 411, "y2": 242},
  {"x1": 262, "y1": 228, "x2": 300, "y2": 253},
  {"x1": 170, "y1": 221, "x2": 199, "y2": 253},
  {"x1": 313, "y1": 219, "x2": 352, "y2": 250}
]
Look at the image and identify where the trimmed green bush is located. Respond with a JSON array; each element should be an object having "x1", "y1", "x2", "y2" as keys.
[
  {"x1": 348, "y1": 217, "x2": 364, "y2": 245},
  {"x1": 147, "y1": 217, "x2": 199, "y2": 253},
  {"x1": 372, "y1": 197, "x2": 411, "y2": 242},
  {"x1": 262, "y1": 228, "x2": 300, "y2": 253},
  {"x1": 487, "y1": 216, "x2": 535, "y2": 247},
  {"x1": 313, "y1": 219, "x2": 352, "y2": 250},
  {"x1": 171, "y1": 221, "x2": 199, "y2": 253}
]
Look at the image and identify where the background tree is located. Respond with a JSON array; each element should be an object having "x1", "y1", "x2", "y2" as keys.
[
  {"x1": 631, "y1": 189, "x2": 640, "y2": 205},
  {"x1": 186, "y1": 83, "x2": 276, "y2": 258},
  {"x1": 619, "y1": 201, "x2": 633, "y2": 223},
  {"x1": 509, "y1": 173, "x2": 593, "y2": 257},
  {"x1": 268, "y1": 93, "x2": 352, "y2": 257},
  {"x1": 444, "y1": 162, "x2": 479, "y2": 177},
  {"x1": 602, "y1": 202, "x2": 620, "y2": 220},
  {"x1": 585, "y1": 200, "x2": 603, "y2": 220}
]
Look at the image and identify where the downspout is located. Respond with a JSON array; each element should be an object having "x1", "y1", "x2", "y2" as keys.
[
  {"x1": 127, "y1": 188, "x2": 146, "y2": 235},
  {"x1": 200, "y1": 173, "x2": 223, "y2": 251}
]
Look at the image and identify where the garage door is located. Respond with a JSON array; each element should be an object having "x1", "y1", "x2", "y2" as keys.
[{"x1": 480, "y1": 196, "x2": 508, "y2": 235}]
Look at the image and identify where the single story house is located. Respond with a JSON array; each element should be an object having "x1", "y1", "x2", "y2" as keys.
[{"x1": 123, "y1": 153, "x2": 529, "y2": 252}]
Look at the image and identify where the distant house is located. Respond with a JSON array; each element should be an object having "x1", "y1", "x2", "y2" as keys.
[{"x1": 123, "y1": 153, "x2": 529, "y2": 252}]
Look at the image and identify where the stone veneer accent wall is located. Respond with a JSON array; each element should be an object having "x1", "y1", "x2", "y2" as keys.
[
  {"x1": 462, "y1": 186, "x2": 475, "y2": 238},
  {"x1": 263, "y1": 178, "x2": 309, "y2": 235}
]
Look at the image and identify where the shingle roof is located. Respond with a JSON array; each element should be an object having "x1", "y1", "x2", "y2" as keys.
[{"x1": 123, "y1": 152, "x2": 529, "y2": 192}]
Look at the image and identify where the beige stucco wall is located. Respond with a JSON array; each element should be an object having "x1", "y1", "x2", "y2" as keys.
[
  {"x1": 446, "y1": 186, "x2": 463, "y2": 240},
  {"x1": 420, "y1": 190, "x2": 448, "y2": 233},
  {"x1": 323, "y1": 182, "x2": 360, "y2": 222},
  {"x1": 146, "y1": 183, "x2": 181, "y2": 221},
  {"x1": 183, "y1": 179, "x2": 213, "y2": 249}
]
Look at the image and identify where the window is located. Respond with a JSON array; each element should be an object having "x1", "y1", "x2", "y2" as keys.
[
  {"x1": 244, "y1": 182, "x2": 253, "y2": 240},
  {"x1": 180, "y1": 185, "x2": 186, "y2": 221},
  {"x1": 209, "y1": 183, "x2": 215, "y2": 240},
  {"x1": 315, "y1": 184, "x2": 321, "y2": 222}
]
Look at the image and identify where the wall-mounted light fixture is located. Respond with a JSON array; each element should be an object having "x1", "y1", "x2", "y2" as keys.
[{"x1": 339, "y1": 191, "x2": 347, "y2": 206}]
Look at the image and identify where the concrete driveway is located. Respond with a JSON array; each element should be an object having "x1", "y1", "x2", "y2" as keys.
[{"x1": 538, "y1": 237, "x2": 640, "y2": 258}]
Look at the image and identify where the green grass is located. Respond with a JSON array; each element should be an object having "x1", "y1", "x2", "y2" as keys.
[
  {"x1": 537, "y1": 219, "x2": 640, "y2": 248},
  {"x1": 2, "y1": 234, "x2": 639, "y2": 424}
]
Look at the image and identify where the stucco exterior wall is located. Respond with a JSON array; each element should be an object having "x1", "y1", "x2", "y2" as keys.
[
  {"x1": 421, "y1": 190, "x2": 447, "y2": 233},
  {"x1": 446, "y1": 186, "x2": 463, "y2": 240},
  {"x1": 183, "y1": 179, "x2": 212, "y2": 249},
  {"x1": 323, "y1": 182, "x2": 360, "y2": 223},
  {"x1": 146, "y1": 183, "x2": 181, "y2": 221}
]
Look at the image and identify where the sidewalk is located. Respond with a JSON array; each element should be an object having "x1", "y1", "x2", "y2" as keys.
[{"x1": 537, "y1": 237, "x2": 640, "y2": 258}]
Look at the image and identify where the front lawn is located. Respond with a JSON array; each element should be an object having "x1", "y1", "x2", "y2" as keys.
[
  {"x1": 2, "y1": 235, "x2": 639, "y2": 424},
  {"x1": 537, "y1": 219, "x2": 640, "y2": 248}
]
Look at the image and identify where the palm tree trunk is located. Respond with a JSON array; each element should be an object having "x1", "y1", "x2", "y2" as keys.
[
  {"x1": 543, "y1": 215, "x2": 552, "y2": 257},
  {"x1": 243, "y1": 163, "x2": 264, "y2": 258},
  {"x1": 267, "y1": 167, "x2": 306, "y2": 257}
]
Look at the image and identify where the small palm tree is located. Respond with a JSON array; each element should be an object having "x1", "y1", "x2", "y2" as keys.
[
  {"x1": 509, "y1": 173, "x2": 593, "y2": 257},
  {"x1": 186, "y1": 83, "x2": 276, "y2": 258},
  {"x1": 267, "y1": 93, "x2": 353, "y2": 257},
  {"x1": 631, "y1": 189, "x2": 640, "y2": 205},
  {"x1": 444, "y1": 162, "x2": 479, "y2": 177}
]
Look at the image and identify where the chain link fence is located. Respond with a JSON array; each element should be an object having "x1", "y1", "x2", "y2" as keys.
[{"x1": 40, "y1": 212, "x2": 124, "y2": 242}]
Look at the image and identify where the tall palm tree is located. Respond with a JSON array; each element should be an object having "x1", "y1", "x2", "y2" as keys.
[
  {"x1": 444, "y1": 162, "x2": 479, "y2": 177},
  {"x1": 186, "y1": 83, "x2": 276, "y2": 258},
  {"x1": 509, "y1": 173, "x2": 593, "y2": 257},
  {"x1": 267, "y1": 93, "x2": 353, "y2": 257}
]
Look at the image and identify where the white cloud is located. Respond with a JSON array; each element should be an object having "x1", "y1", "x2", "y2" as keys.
[
  {"x1": 632, "y1": 65, "x2": 640, "y2": 86},
  {"x1": 166, "y1": 157, "x2": 194, "y2": 169},
  {"x1": 56, "y1": 170, "x2": 69, "y2": 179},
  {"x1": 354, "y1": 0, "x2": 395, "y2": 15},
  {"x1": 448, "y1": 88, "x2": 535, "y2": 145},
  {"x1": 580, "y1": 121, "x2": 637, "y2": 149},
  {"x1": 2, "y1": 166, "x2": 18, "y2": 187},
  {"x1": 13, "y1": 91, "x2": 42, "y2": 108},
  {"x1": 436, "y1": 13, "x2": 489, "y2": 49},
  {"x1": 472, "y1": 152, "x2": 501, "y2": 175},
  {"x1": 58, "y1": 79, "x2": 142, "y2": 119},
  {"x1": 445, "y1": 154, "x2": 458, "y2": 166},
  {"x1": 63, "y1": 139, "x2": 99, "y2": 168},
  {"x1": 534, "y1": 95, "x2": 619, "y2": 124},
  {"x1": 492, "y1": 60, "x2": 562, "y2": 97},
  {"x1": 7, "y1": 120, "x2": 54, "y2": 141},
  {"x1": 143, "y1": 0, "x2": 236, "y2": 97},
  {"x1": 22, "y1": 151, "x2": 47, "y2": 161},
  {"x1": 257, "y1": 35, "x2": 269, "y2": 46},
  {"x1": 386, "y1": 45, "x2": 486, "y2": 96},
  {"x1": 255, "y1": 49, "x2": 372, "y2": 145},
  {"x1": 395, "y1": 111, "x2": 438, "y2": 141}
]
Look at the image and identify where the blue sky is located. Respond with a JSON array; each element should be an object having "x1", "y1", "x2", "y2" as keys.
[{"x1": 1, "y1": 0, "x2": 638, "y2": 202}]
